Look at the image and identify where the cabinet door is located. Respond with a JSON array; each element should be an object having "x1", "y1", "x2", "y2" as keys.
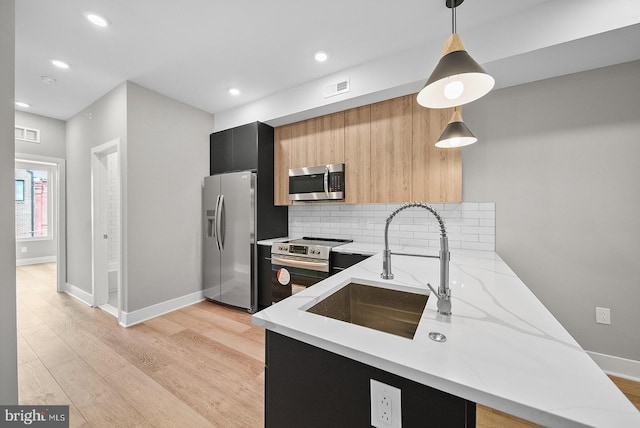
[
  {"x1": 316, "y1": 112, "x2": 345, "y2": 165},
  {"x1": 330, "y1": 252, "x2": 370, "y2": 275},
  {"x1": 274, "y1": 125, "x2": 292, "y2": 206},
  {"x1": 289, "y1": 119, "x2": 318, "y2": 168},
  {"x1": 412, "y1": 101, "x2": 461, "y2": 202},
  {"x1": 210, "y1": 129, "x2": 233, "y2": 175},
  {"x1": 258, "y1": 245, "x2": 273, "y2": 308},
  {"x1": 370, "y1": 96, "x2": 413, "y2": 202},
  {"x1": 345, "y1": 105, "x2": 371, "y2": 204},
  {"x1": 232, "y1": 122, "x2": 258, "y2": 171}
]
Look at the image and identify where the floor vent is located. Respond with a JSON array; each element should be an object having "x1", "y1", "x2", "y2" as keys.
[{"x1": 324, "y1": 78, "x2": 350, "y2": 98}]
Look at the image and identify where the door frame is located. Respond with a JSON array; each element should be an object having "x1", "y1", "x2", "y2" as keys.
[
  {"x1": 90, "y1": 139, "x2": 122, "y2": 321},
  {"x1": 15, "y1": 153, "x2": 66, "y2": 293}
]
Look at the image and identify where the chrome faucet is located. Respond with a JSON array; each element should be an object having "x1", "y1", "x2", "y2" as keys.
[{"x1": 381, "y1": 202, "x2": 451, "y2": 315}]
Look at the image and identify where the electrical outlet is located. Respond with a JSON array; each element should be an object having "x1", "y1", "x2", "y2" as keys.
[
  {"x1": 370, "y1": 379, "x2": 401, "y2": 428},
  {"x1": 596, "y1": 307, "x2": 611, "y2": 325}
]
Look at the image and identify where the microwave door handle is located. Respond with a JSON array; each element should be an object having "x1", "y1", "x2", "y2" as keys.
[{"x1": 324, "y1": 166, "x2": 329, "y2": 195}]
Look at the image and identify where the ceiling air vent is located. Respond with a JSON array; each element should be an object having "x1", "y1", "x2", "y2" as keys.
[
  {"x1": 324, "y1": 78, "x2": 350, "y2": 99},
  {"x1": 15, "y1": 126, "x2": 40, "y2": 143}
]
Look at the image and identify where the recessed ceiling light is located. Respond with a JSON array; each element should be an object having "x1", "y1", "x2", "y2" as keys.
[
  {"x1": 85, "y1": 12, "x2": 109, "y2": 27},
  {"x1": 229, "y1": 88, "x2": 241, "y2": 96},
  {"x1": 314, "y1": 52, "x2": 328, "y2": 62},
  {"x1": 15, "y1": 101, "x2": 30, "y2": 108},
  {"x1": 51, "y1": 59, "x2": 70, "y2": 69}
]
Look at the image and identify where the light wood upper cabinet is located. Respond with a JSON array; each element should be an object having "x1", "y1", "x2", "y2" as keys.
[
  {"x1": 289, "y1": 119, "x2": 317, "y2": 168},
  {"x1": 316, "y1": 112, "x2": 345, "y2": 165},
  {"x1": 273, "y1": 92, "x2": 462, "y2": 206},
  {"x1": 411, "y1": 101, "x2": 461, "y2": 202},
  {"x1": 274, "y1": 125, "x2": 292, "y2": 206},
  {"x1": 344, "y1": 105, "x2": 371, "y2": 204},
  {"x1": 370, "y1": 95, "x2": 413, "y2": 203}
]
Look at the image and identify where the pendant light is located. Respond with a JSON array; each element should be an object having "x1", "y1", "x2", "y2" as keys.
[
  {"x1": 435, "y1": 107, "x2": 477, "y2": 148},
  {"x1": 417, "y1": 0, "x2": 494, "y2": 109}
]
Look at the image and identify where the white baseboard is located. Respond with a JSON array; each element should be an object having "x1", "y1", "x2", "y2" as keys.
[
  {"x1": 63, "y1": 282, "x2": 93, "y2": 306},
  {"x1": 119, "y1": 290, "x2": 205, "y2": 328},
  {"x1": 588, "y1": 351, "x2": 640, "y2": 382},
  {"x1": 16, "y1": 256, "x2": 56, "y2": 266}
]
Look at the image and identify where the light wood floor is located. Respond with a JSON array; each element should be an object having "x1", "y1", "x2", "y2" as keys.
[{"x1": 16, "y1": 263, "x2": 640, "y2": 427}]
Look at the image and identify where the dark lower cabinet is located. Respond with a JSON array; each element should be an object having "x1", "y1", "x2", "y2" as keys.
[
  {"x1": 258, "y1": 245, "x2": 272, "y2": 309},
  {"x1": 265, "y1": 331, "x2": 476, "y2": 428},
  {"x1": 330, "y1": 252, "x2": 371, "y2": 275}
]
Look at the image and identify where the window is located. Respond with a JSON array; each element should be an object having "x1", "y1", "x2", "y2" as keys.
[
  {"x1": 15, "y1": 162, "x2": 54, "y2": 241},
  {"x1": 15, "y1": 180, "x2": 25, "y2": 201}
]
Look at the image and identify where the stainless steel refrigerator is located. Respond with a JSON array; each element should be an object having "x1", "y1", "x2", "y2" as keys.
[{"x1": 203, "y1": 171, "x2": 257, "y2": 313}]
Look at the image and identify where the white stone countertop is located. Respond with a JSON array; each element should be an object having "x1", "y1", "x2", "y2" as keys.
[
  {"x1": 252, "y1": 249, "x2": 640, "y2": 427},
  {"x1": 256, "y1": 237, "x2": 290, "y2": 246}
]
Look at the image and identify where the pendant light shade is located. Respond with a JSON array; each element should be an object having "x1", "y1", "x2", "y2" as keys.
[
  {"x1": 435, "y1": 108, "x2": 477, "y2": 148},
  {"x1": 417, "y1": 1, "x2": 494, "y2": 109}
]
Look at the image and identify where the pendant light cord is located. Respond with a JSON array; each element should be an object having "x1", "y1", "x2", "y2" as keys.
[{"x1": 451, "y1": 2, "x2": 457, "y2": 34}]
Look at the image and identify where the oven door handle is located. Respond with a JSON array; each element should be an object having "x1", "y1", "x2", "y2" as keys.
[{"x1": 271, "y1": 254, "x2": 329, "y2": 272}]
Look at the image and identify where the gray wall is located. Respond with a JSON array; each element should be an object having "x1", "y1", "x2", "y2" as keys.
[
  {"x1": 64, "y1": 81, "x2": 212, "y2": 313},
  {"x1": 65, "y1": 83, "x2": 127, "y2": 293},
  {"x1": 0, "y1": 0, "x2": 18, "y2": 404},
  {"x1": 15, "y1": 111, "x2": 66, "y2": 262},
  {"x1": 15, "y1": 110, "x2": 66, "y2": 158},
  {"x1": 462, "y1": 60, "x2": 640, "y2": 361},
  {"x1": 126, "y1": 82, "x2": 212, "y2": 312}
]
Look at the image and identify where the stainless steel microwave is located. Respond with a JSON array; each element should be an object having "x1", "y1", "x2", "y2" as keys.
[{"x1": 289, "y1": 163, "x2": 345, "y2": 201}]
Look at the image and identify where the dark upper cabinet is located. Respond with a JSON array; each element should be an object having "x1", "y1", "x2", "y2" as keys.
[
  {"x1": 210, "y1": 122, "x2": 260, "y2": 174},
  {"x1": 210, "y1": 129, "x2": 233, "y2": 175},
  {"x1": 232, "y1": 123, "x2": 259, "y2": 171},
  {"x1": 209, "y1": 121, "x2": 288, "y2": 242}
]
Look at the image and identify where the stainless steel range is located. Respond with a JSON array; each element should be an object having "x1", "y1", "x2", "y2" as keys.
[{"x1": 271, "y1": 237, "x2": 352, "y2": 303}]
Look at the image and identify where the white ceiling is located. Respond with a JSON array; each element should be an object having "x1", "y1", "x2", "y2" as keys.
[{"x1": 14, "y1": 0, "x2": 640, "y2": 122}]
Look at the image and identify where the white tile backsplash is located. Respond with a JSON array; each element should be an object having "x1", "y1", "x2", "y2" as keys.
[{"x1": 288, "y1": 202, "x2": 495, "y2": 251}]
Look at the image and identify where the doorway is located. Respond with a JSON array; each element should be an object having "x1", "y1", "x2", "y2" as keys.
[
  {"x1": 14, "y1": 154, "x2": 66, "y2": 294},
  {"x1": 91, "y1": 139, "x2": 122, "y2": 320}
]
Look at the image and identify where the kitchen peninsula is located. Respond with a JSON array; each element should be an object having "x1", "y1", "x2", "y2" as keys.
[{"x1": 253, "y1": 245, "x2": 640, "y2": 427}]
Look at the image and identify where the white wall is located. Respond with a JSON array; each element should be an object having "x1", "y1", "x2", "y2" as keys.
[
  {"x1": 462, "y1": 60, "x2": 640, "y2": 361},
  {"x1": 65, "y1": 83, "x2": 127, "y2": 294},
  {"x1": 125, "y1": 82, "x2": 212, "y2": 312},
  {"x1": 0, "y1": 0, "x2": 18, "y2": 404}
]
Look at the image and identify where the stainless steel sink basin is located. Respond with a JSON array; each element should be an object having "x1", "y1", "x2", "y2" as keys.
[{"x1": 306, "y1": 282, "x2": 428, "y2": 339}]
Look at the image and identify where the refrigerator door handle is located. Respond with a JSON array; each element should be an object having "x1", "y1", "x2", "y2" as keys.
[
  {"x1": 214, "y1": 195, "x2": 222, "y2": 251},
  {"x1": 218, "y1": 194, "x2": 225, "y2": 250}
]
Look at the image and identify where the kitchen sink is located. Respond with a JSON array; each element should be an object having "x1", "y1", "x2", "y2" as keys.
[{"x1": 306, "y1": 282, "x2": 428, "y2": 339}]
